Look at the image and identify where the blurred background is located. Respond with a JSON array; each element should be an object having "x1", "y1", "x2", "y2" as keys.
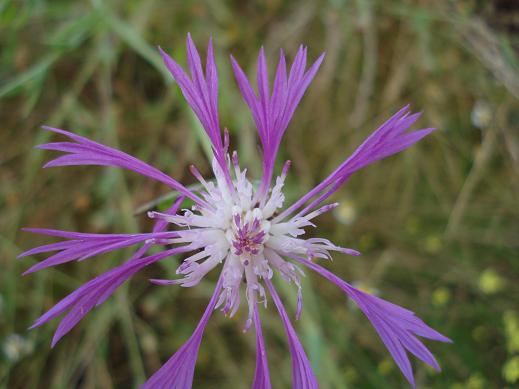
[{"x1": 1, "y1": 0, "x2": 519, "y2": 388}]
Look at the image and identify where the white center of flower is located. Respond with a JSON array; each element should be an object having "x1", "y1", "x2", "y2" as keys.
[{"x1": 148, "y1": 157, "x2": 353, "y2": 328}]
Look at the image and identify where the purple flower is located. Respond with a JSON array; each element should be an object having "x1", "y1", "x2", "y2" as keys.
[{"x1": 22, "y1": 34, "x2": 450, "y2": 388}]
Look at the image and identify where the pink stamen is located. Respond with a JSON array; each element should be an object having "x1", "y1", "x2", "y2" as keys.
[{"x1": 232, "y1": 215, "x2": 266, "y2": 256}]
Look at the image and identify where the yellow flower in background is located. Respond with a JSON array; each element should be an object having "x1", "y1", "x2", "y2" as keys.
[
  {"x1": 503, "y1": 356, "x2": 519, "y2": 384},
  {"x1": 424, "y1": 235, "x2": 442, "y2": 254},
  {"x1": 466, "y1": 373, "x2": 485, "y2": 389},
  {"x1": 334, "y1": 198, "x2": 357, "y2": 225},
  {"x1": 504, "y1": 311, "x2": 519, "y2": 354},
  {"x1": 450, "y1": 373, "x2": 486, "y2": 389},
  {"x1": 432, "y1": 286, "x2": 451, "y2": 307},
  {"x1": 378, "y1": 358, "x2": 394, "y2": 375},
  {"x1": 478, "y1": 268, "x2": 504, "y2": 294}
]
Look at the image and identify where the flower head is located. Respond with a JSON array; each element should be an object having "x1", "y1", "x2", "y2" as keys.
[{"x1": 22, "y1": 34, "x2": 450, "y2": 388}]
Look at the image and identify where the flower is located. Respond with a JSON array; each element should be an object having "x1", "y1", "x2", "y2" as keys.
[{"x1": 21, "y1": 34, "x2": 451, "y2": 388}]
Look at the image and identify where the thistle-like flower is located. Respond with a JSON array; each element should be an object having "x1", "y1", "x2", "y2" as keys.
[{"x1": 21, "y1": 34, "x2": 451, "y2": 388}]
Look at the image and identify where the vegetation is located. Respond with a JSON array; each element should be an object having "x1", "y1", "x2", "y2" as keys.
[{"x1": 1, "y1": 0, "x2": 518, "y2": 387}]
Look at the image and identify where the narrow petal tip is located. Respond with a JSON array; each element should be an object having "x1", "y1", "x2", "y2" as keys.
[
  {"x1": 22, "y1": 267, "x2": 36, "y2": 276},
  {"x1": 157, "y1": 46, "x2": 168, "y2": 59},
  {"x1": 50, "y1": 335, "x2": 61, "y2": 349},
  {"x1": 149, "y1": 278, "x2": 178, "y2": 286},
  {"x1": 229, "y1": 54, "x2": 239, "y2": 67},
  {"x1": 438, "y1": 333, "x2": 453, "y2": 344}
]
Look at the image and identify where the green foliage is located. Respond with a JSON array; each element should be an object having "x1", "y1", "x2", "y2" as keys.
[{"x1": 1, "y1": 0, "x2": 518, "y2": 387}]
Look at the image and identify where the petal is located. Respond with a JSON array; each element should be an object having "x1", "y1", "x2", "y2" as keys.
[
  {"x1": 257, "y1": 47, "x2": 270, "y2": 133},
  {"x1": 280, "y1": 52, "x2": 324, "y2": 139},
  {"x1": 40, "y1": 126, "x2": 205, "y2": 206},
  {"x1": 141, "y1": 274, "x2": 224, "y2": 388},
  {"x1": 231, "y1": 47, "x2": 324, "y2": 201},
  {"x1": 18, "y1": 240, "x2": 80, "y2": 257},
  {"x1": 288, "y1": 253, "x2": 451, "y2": 387},
  {"x1": 21, "y1": 227, "x2": 141, "y2": 239},
  {"x1": 159, "y1": 37, "x2": 232, "y2": 186},
  {"x1": 275, "y1": 106, "x2": 436, "y2": 221},
  {"x1": 270, "y1": 50, "x2": 287, "y2": 135},
  {"x1": 49, "y1": 246, "x2": 191, "y2": 346},
  {"x1": 252, "y1": 303, "x2": 272, "y2": 389},
  {"x1": 206, "y1": 38, "x2": 219, "y2": 133},
  {"x1": 28, "y1": 198, "x2": 187, "y2": 344},
  {"x1": 20, "y1": 231, "x2": 178, "y2": 275},
  {"x1": 186, "y1": 33, "x2": 218, "y2": 136},
  {"x1": 265, "y1": 279, "x2": 318, "y2": 389},
  {"x1": 230, "y1": 55, "x2": 263, "y2": 136}
]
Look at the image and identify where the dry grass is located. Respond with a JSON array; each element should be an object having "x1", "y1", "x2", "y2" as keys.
[{"x1": 1, "y1": 0, "x2": 519, "y2": 388}]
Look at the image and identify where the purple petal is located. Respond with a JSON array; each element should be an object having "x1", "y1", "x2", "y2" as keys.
[
  {"x1": 159, "y1": 38, "x2": 233, "y2": 187},
  {"x1": 21, "y1": 227, "x2": 141, "y2": 239},
  {"x1": 358, "y1": 300, "x2": 415, "y2": 387},
  {"x1": 265, "y1": 279, "x2": 319, "y2": 389},
  {"x1": 257, "y1": 47, "x2": 270, "y2": 134},
  {"x1": 252, "y1": 303, "x2": 272, "y2": 389},
  {"x1": 21, "y1": 231, "x2": 178, "y2": 275},
  {"x1": 141, "y1": 274, "x2": 223, "y2": 389},
  {"x1": 148, "y1": 278, "x2": 178, "y2": 286},
  {"x1": 275, "y1": 106, "x2": 436, "y2": 221},
  {"x1": 287, "y1": 253, "x2": 451, "y2": 387},
  {"x1": 186, "y1": 34, "x2": 217, "y2": 135},
  {"x1": 230, "y1": 55, "x2": 263, "y2": 134},
  {"x1": 28, "y1": 198, "x2": 187, "y2": 344},
  {"x1": 40, "y1": 126, "x2": 205, "y2": 207},
  {"x1": 270, "y1": 50, "x2": 287, "y2": 133},
  {"x1": 49, "y1": 246, "x2": 191, "y2": 346},
  {"x1": 18, "y1": 240, "x2": 79, "y2": 258},
  {"x1": 280, "y1": 52, "x2": 324, "y2": 138},
  {"x1": 231, "y1": 47, "x2": 325, "y2": 201},
  {"x1": 23, "y1": 240, "x2": 114, "y2": 275},
  {"x1": 206, "y1": 38, "x2": 219, "y2": 132}
]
